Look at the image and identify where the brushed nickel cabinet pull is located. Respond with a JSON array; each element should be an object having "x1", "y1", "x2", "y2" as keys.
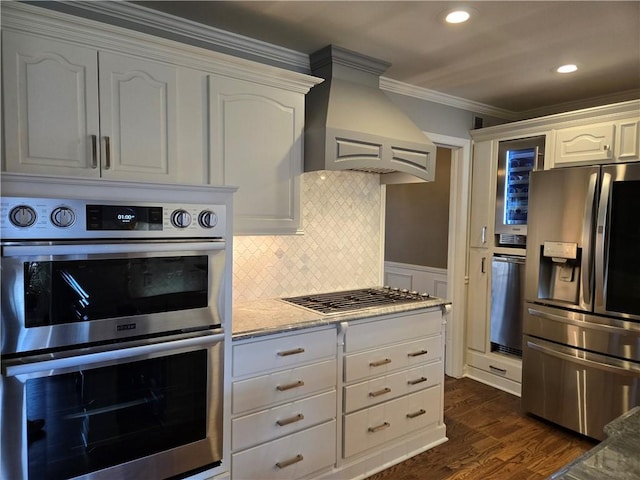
[
  {"x1": 276, "y1": 413, "x2": 305, "y2": 426},
  {"x1": 369, "y1": 358, "x2": 392, "y2": 367},
  {"x1": 406, "y1": 409, "x2": 427, "y2": 419},
  {"x1": 368, "y1": 387, "x2": 391, "y2": 398},
  {"x1": 90, "y1": 135, "x2": 98, "y2": 168},
  {"x1": 408, "y1": 349, "x2": 429, "y2": 357},
  {"x1": 489, "y1": 365, "x2": 507, "y2": 374},
  {"x1": 407, "y1": 376, "x2": 427, "y2": 386},
  {"x1": 368, "y1": 422, "x2": 390, "y2": 433},
  {"x1": 104, "y1": 136, "x2": 111, "y2": 170},
  {"x1": 482, "y1": 226, "x2": 487, "y2": 244},
  {"x1": 275, "y1": 454, "x2": 303, "y2": 469},
  {"x1": 276, "y1": 380, "x2": 304, "y2": 391},
  {"x1": 277, "y1": 347, "x2": 305, "y2": 357}
]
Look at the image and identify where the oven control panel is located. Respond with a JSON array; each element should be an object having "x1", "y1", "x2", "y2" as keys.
[{"x1": 0, "y1": 196, "x2": 226, "y2": 240}]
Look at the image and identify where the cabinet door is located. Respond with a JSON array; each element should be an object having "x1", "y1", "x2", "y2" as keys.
[
  {"x1": 466, "y1": 248, "x2": 489, "y2": 353},
  {"x1": 209, "y1": 76, "x2": 304, "y2": 235},
  {"x1": 553, "y1": 123, "x2": 615, "y2": 166},
  {"x1": 2, "y1": 31, "x2": 100, "y2": 177},
  {"x1": 98, "y1": 52, "x2": 177, "y2": 182},
  {"x1": 468, "y1": 140, "x2": 495, "y2": 248}
]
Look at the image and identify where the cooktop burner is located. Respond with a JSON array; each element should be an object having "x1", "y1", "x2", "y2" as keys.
[{"x1": 282, "y1": 287, "x2": 430, "y2": 314}]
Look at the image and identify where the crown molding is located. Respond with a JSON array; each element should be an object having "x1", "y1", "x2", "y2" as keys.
[
  {"x1": 35, "y1": 0, "x2": 311, "y2": 73},
  {"x1": 379, "y1": 77, "x2": 520, "y2": 121}
]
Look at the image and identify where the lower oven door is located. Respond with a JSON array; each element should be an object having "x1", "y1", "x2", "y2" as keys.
[
  {"x1": 1, "y1": 332, "x2": 224, "y2": 480},
  {"x1": 522, "y1": 335, "x2": 640, "y2": 441}
]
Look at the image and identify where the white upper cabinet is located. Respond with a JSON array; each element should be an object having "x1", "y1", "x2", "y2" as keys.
[
  {"x1": 468, "y1": 140, "x2": 495, "y2": 249},
  {"x1": 209, "y1": 76, "x2": 307, "y2": 235},
  {"x1": 552, "y1": 119, "x2": 640, "y2": 167},
  {"x1": 3, "y1": 31, "x2": 179, "y2": 182}
]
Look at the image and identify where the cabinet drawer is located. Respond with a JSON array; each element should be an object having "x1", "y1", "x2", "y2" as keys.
[
  {"x1": 344, "y1": 335, "x2": 442, "y2": 382},
  {"x1": 467, "y1": 350, "x2": 522, "y2": 383},
  {"x1": 344, "y1": 361, "x2": 443, "y2": 413},
  {"x1": 343, "y1": 385, "x2": 441, "y2": 458},
  {"x1": 345, "y1": 309, "x2": 442, "y2": 353},
  {"x1": 232, "y1": 359, "x2": 336, "y2": 414},
  {"x1": 232, "y1": 420, "x2": 336, "y2": 480},
  {"x1": 232, "y1": 328, "x2": 336, "y2": 378},
  {"x1": 232, "y1": 390, "x2": 337, "y2": 451}
]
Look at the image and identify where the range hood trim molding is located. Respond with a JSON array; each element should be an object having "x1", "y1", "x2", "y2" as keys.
[{"x1": 304, "y1": 45, "x2": 436, "y2": 183}]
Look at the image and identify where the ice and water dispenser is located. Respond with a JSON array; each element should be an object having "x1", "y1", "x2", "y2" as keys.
[{"x1": 537, "y1": 241, "x2": 581, "y2": 305}]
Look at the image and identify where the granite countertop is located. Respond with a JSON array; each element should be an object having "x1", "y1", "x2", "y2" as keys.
[
  {"x1": 232, "y1": 296, "x2": 450, "y2": 341},
  {"x1": 550, "y1": 406, "x2": 640, "y2": 480}
]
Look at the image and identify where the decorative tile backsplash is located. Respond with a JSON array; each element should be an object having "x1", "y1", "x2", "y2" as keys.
[{"x1": 233, "y1": 171, "x2": 383, "y2": 302}]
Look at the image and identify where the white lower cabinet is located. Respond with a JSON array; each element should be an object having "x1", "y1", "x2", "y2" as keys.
[
  {"x1": 229, "y1": 309, "x2": 447, "y2": 480},
  {"x1": 343, "y1": 386, "x2": 441, "y2": 457},
  {"x1": 340, "y1": 309, "x2": 447, "y2": 473},
  {"x1": 232, "y1": 420, "x2": 336, "y2": 480},
  {"x1": 230, "y1": 327, "x2": 337, "y2": 480}
]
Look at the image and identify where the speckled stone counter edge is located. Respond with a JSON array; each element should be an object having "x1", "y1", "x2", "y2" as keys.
[{"x1": 232, "y1": 297, "x2": 450, "y2": 341}]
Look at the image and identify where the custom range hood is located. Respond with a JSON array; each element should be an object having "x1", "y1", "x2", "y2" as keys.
[{"x1": 305, "y1": 45, "x2": 436, "y2": 183}]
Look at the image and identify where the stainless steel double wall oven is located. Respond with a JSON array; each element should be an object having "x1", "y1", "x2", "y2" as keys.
[
  {"x1": 1, "y1": 178, "x2": 231, "y2": 480},
  {"x1": 522, "y1": 162, "x2": 640, "y2": 440}
]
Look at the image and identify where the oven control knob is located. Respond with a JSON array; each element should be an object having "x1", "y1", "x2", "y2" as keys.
[
  {"x1": 198, "y1": 210, "x2": 218, "y2": 229},
  {"x1": 51, "y1": 206, "x2": 76, "y2": 228},
  {"x1": 9, "y1": 205, "x2": 37, "y2": 228},
  {"x1": 171, "y1": 209, "x2": 192, "y2": 228}
]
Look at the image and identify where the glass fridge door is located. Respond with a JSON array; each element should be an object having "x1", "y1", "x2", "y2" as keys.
[{"x1": 503, "y1": 147, "x2": 536, "y2": 225}]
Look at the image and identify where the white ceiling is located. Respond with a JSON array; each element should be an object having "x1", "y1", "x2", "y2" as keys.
[{"x1": 136, "y1": 1, "x2": 640, "y2": 117}]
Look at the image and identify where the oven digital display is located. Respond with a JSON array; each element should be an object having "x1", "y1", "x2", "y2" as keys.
[{"x1": 86, "y1": 205, "x2": 163, "y2": 231}]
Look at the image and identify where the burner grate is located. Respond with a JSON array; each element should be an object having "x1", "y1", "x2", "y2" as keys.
[{"x1": 282, "y1": 287, "x2": 430, "y2": 314}]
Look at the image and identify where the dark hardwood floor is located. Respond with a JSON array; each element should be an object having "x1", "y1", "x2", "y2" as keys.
[{"x1": 366, "y1": 376, "x2": 598, "y2": 480}]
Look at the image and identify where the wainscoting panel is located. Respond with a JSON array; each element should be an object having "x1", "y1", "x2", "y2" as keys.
[{"x1": 384, "y1": 261, "x2": 448, "y2": 299}]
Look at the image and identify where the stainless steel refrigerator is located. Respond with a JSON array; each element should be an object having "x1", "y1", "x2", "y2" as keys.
[{"x1": 522, "y1": 162, "x2": 640, "y2": 440}]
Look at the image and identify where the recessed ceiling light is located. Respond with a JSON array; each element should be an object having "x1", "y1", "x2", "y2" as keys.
[
  {"x1": 445, "y1": 10, "x2": 471, "y2": 24},
  {"x1": 556, "y1": 64, "x2": 578, "y2": 74}
]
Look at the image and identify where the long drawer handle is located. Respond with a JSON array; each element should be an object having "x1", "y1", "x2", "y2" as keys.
[
  {"x1": 368, "y1": 422, "x2": 391, "y2": 433},
  {"x1": 369, "y1": 358, "x2": 392, "y2": 367},
  {"x1": 276, "y1": 380, "x2": 305, "y2": 392},
  {"x1": 408, "y1": 349, "x2": 429, "y2": 357},
  {"x1": 368, "y1": 387, "x2": 391, "y2": 398},
  {"x1": 407, "y1": 376, "x2": 428, "y2": 386},
  {"x1": 277, "y1": 347, "x2": 305, "y2": 357},
  {"x1": 406, "y1": 409, "x2": 427, "y2": 419},
  {"x1": 489, "y1": 365, "x2": 507, "y2": 374},
  {"x1": 275, "y1": 454, "x2": 304, "y2": 469},
  {"x1": 276, "y1": 413, "x2": 305, "y2": 427}
]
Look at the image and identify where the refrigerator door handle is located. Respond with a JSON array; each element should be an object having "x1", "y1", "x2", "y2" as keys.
[
  {"x1": 528, "y1": 306, "x2": 640, "y2": 333},
  {"x1": 580, "y1": 172, "x2": 598, "y2": 308},
  {"x1": 526, "y1": 338, "x2": 640, "y2": 376},
  {"x1": 594, "y1": 172, "x2": 612, "y2": 310}
]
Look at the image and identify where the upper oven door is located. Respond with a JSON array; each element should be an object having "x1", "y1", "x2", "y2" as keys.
[
  {"x1": 595, "y1": 163, "x2": 640, "y2": 321},
  {"x1": 1, "y1": 239, "x2": 226, "y2": 355}
]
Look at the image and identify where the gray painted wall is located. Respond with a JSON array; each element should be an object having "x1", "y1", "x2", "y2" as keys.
[{"x1": 385, "y1": 147, "x2": 451, "y2": 269}]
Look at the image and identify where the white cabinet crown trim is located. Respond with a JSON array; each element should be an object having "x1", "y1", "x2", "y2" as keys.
[{"x1": 2, "y1": 2, "x2": 322, "y2": 94}]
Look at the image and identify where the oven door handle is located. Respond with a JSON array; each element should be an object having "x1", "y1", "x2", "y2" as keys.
[
  {"x1": 1, "y1": 241, "x2": 225, "y2": 257},
  {"x1": 3, "y1": 332, "x2": 225, "y2": 377}
]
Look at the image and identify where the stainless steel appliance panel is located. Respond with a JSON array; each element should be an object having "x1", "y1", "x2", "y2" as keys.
[
  {"x1": 490, "y1": 255, "x2": 525, "y2": 355},
  {"x1": 524, "y1": 165, "x2": 600, "y2": 312},
  {"x1": 522, "y1": 335, "x2": 640, "y2": 441},
  {"x1": 1, "y1": 240, "x2": 226, "y2": 355},
  {"x1": 525, "y1": 304, "x2": 640, "y2": 363},
  {"x1": 0, "y1": 332, "x2": 224, "y2": 480}
]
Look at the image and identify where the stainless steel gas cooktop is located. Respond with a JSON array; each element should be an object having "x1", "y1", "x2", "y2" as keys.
[{"x1": 282, "y1": 287, "x2": 431, "y2": 315}]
